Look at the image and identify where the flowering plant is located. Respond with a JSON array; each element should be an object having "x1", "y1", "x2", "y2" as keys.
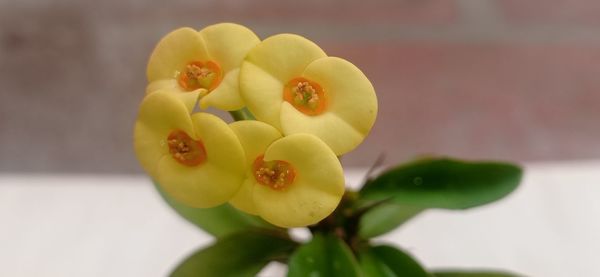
[{"x1": 134, "y1": 23, "x2": 523, "y2": 277}]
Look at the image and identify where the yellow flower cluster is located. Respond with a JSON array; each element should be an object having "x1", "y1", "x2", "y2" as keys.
[{"x1": 134, "y1": 23, "x2": 378, "y2": 227}]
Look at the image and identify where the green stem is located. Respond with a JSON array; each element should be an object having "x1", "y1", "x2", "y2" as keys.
[
  {"x1": 350, "y1": 198, "x2": 391, "y2": 218},
  {"x1": 359, "y1": 152, "x2": 386, "y2": 190},
  {"x1": 229, "y1": 108, "x2": 255, "y2": 121}
]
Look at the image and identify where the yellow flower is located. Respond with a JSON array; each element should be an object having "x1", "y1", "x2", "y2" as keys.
[
  {"x1": 239, "y1": 34, "x2": 378, "y2": 155},
  {"x1": 146, "y1": 23, "x2": 260, "y2": 112},
  {"x1": 229, "y1": 120, "x2": 345, "y2": 228},
  {"x1": 134, "y1": 90, "x2": 246, "y2": 208}
]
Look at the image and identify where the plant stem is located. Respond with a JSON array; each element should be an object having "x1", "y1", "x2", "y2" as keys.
[
  {"x1": 350, "y1": 198, "x2": 391, "y2": 218},
  {"x1": 359, "y1": 152, "x2": 386, "y2": 188},
  {"x1": 229, "y1": 108, "x2": 255, "y2": 121}
]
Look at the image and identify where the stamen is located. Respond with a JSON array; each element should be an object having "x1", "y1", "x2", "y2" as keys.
[
  {"x1": 167, "y1": 130, "x2": 207, "y2": 166},
  {"x1": 253, "y1": 155, "x2": 296, "y2": 190},
  {"x1": 283, "y1": 77, "x2": 327, "y2": 116},
  {"x1": 177, "y1": 61, "x2": 223, "y2": 92}
]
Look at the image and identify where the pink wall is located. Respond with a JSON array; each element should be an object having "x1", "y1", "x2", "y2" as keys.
[{"x1": 0, "y1": 0, "x2": 598, "y2": 173}]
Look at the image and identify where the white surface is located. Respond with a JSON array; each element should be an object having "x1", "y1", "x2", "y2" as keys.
[{"x1": 1, "y1": 161, "x2": 599, "y2": 277}]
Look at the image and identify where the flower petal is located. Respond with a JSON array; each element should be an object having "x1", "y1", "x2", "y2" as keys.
[
  {"x1": 239, "y1": 62, "x2": 285, "y2": 129},
  {"x1": 280, "y1": 103, "x2": 364, "y2": 155},
  {"x1": 302, "y1": 56, "x2": 377, "y2": 135},
  {"x1": 240, "y1": 34, "x2": 326, "y2": 129},
  {"x1": 229, "y1": 120, "x2": 282, "y2": 165},
  {"x1": 228, "y1": 120, "x2": 282, "y2": 214},
  {"x1": 199, "y1": 23, "x2": 260, "y2": 73},
  {"x1": 263, "y1": 134, "x2": 344, "y2": 190},
  {"x1": 134, "y1": 91, "x2": 194, "y2": 175},
  {"x1": 133, "y1": 122, "x2": 167, "y2": 175},
  {"x1": 146, "y1": 27, "x2": 209, "y2": 82},
  {"x1": 254, "y1": 134, "x2": 345, "y2": 227},
  {"x1": 253, "y1": 179, "x2": 342, "y2": 228},
  {"x1": 156, "y1": 157, "x2": 241, "y2": 208},
  {"x1": 199, "y1": 69, "x2": 244, "y2": 111},
  {"x1": 146, "y1": 79, "x2": 206, "y2": 112},
  {"x1": 229, "y1": 178, "x2": 259, "y2": 215},
  {"x1": 242, "y1": 34, "x2": 326, "y2": 82},
  {"x1": 155, "y1": 112, "x2": 246, "y2": 208},
  {"x1": 191, "y1": 113, "x2": 246, "y2": 182}
]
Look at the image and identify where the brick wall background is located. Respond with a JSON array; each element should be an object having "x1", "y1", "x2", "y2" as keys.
[{"x1": 1, "y1": 0, "x2": 599, "y2": 173}]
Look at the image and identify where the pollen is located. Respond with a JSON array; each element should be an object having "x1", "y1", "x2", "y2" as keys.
[
  {"x1": 283, "y1": 77, "x2": 327, "y2": 116},
  {"x1": 178, "y1": 61, "x2": 223, "y2": 92},
  {"x1": 167, "y1": 129, "x2": 207, "y2": 166},
  {"x1": 253, "y1": 155, "x2": 296, "y2": 190}
]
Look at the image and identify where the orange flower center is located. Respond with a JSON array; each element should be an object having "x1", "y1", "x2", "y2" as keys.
[
  {"x1": 178, "y1": 61, "x2": 223, "y2": 92},
  {"x1": 283, "y1": 77, "x2": 327, "y2": 116},
  {"x1": 252, "y1": 155, "x2": 296, "y2": 190},
  {"x1": 167, "y1": 130, "x2": 207, "y2": 166}
]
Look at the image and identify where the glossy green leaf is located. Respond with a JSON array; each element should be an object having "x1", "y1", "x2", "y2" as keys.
[
  {"x1": 433, "y1": 270, "x2": 521, "y2": 277},
  {"x1": 154, "y1": 181, "x2": 277, "y2": 238},
  {"x1": 359, "y1": 245, "x2": 430, "y2": 277},
  {"x1": 358, "y1": 203, "x2": 422, "y2": 238},
  {"x1": 360, "y1": 158, "x2": 522, "y2": 210},
  {"x1": 288, "y1": 234, "x2": 361, "y2": 277},
  {"x1": 171, "y1": 231, "x2": 297, "y2": 277}
]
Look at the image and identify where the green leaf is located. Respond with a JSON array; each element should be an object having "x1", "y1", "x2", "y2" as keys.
[
  {"x1": 432, "y1": 270, "x2": 521, "y2": 277},
  {"x1": 154, "y1": 181, "x2": 277, "y2": 238},
  {"x1": 360, "y1": 158, "x2": 522, "y2": 210},
  {"x1": 171, "y1": 231, "x2": 297, "y2": 277},
  {"x1": 358, "y1": 245, "x2": 430, "y2": 277},
  {"x1": 358, "y1": 203, "x2": 422, "y2": 238},
  {"x1": 288, "y1": 234, "x2": 361, "y2": 277}
]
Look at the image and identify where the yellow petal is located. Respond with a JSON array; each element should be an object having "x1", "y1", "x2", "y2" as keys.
[
  {"x1": 302, "y1": 56, "x2": 377, "y2": 135},
  {"x1": 155, "y1": 112, "x2": 246, "y2": 208},
  {"x1": 243, "y1": 34, "x2": 326, "y2": 82},
  {"x1": 133, "y1": 122, "x2": 167, "y2": 175},
  {"x1": 199, "y1": 23, "x2": 261, "y2": 73},
  {"x1": 146, "y1": 79, "x2": 206, "y2": 112},
  {"x1": 263, "y1": 134, "x2": 344, "y2": 190},
  {"x1": 146, "y1": 79, "x2": 179, "y2": 94},
  {"x1": 239, "y1": 62, "x2": 285, "y2": 129},
  {"x1": 229, "y1": 120, "x2": 282, "y2": 165},
  {"x1": 240, "y1": 34, "x2": 326, "y2": 129},
  {"x1": 280, "y1": 103, "x2": 364, "y2": 155},
  {"x1": 254, "y1": 134, "x2": 345, "y2": 227},
  {"x1": 199, "y1": 69, "x2": 244, "y2": 111},
  {"x1": 253, "y1": 180, "x2": 342, "y2": 228},
  {"x1": 228, "y1": 120, "x2": 282, "y2": 214},
  {"x1": 190, "y1": 113, "x2": 246, "y2": 182},
  {"x1": 229, "y1": 178, "x2": 259, "y2": 215},
  {"x1": 133, "y1": 91, "x2": 194, "y2": 175},
  {"x1": 156, "y1": 157, "x2": 241, "y2": 208},
  {"x1": 146, "y1": 27, "x2": 209, "y2": 82}
]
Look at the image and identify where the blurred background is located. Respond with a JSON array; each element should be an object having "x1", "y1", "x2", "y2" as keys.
[
  {"x1": 1, "y1": 0, "x2": 599, "y2": 173},
  {"x1": 2, "y1": 1, "x2": 600, "y2": 276}
]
